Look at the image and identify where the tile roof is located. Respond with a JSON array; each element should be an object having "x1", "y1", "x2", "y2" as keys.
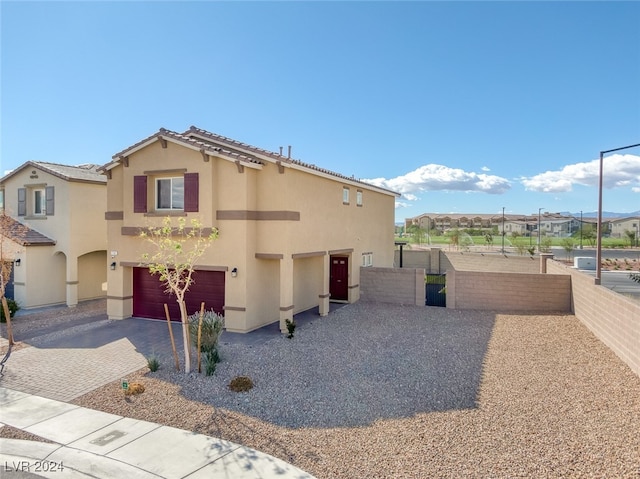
[
  {"x1": 185, "y1": 126, "x2": 398, "y2": 193},
  {"x1": 106, "y1": 126, "x2": 400, "y2": 197},
  {"x1": 0, "y1": 215, "x2": 56, "y2": 246},
  {"x1": 0, "y1": 161, "x2": 106, "y2": 184}
]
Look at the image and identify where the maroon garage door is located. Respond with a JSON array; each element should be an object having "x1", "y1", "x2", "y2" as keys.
[{"x1": 133, "y1": 267, "x2": 225, "y2": 321}]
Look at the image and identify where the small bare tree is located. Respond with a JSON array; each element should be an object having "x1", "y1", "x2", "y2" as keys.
[{"x1": 140, "y1": 217, "x2": 218, "y2": 374}]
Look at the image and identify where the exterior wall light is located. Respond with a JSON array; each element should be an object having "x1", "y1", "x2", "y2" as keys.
[
  {"x1": 231, "y1": 267, "x2": 238, "y2": 277},
  {"x1": 110, "y1": 262, "x2": 117, "y2": 270},
  {"x1": 15, "y1": 258, "x2": 21, "y2": 267}
]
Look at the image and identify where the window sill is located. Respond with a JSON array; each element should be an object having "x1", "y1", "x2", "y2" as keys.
[
  {"x1": 144, "y1": 211, "x2": 187, "y2": 217},
  {"x1": 24, "y1": 215, "x2": 47, "y2": 220}
]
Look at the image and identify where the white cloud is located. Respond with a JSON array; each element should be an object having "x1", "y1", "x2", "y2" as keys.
[
  {"x1": 481, "y1": 166, "x2": 490, "y2": 172},
  {"x1": 395, "y1": 201, "x2": 411, "y2": 209},
  {"x1": 403, "y1": 193, "x2": 418, "y2": 201},
  {"x1": 521, "y1": 154, "x2": 640, "y2": 193},
  {"x1": 363, "y1": 164, "x2": 511, "y2": 196}
]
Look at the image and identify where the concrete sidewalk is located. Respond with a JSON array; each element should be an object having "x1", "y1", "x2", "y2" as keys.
[{"x1": 0, "y1": 387, "x2": 315, "y2": 478}]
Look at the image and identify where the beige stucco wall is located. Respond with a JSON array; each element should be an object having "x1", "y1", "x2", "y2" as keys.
[
  {"x1": 105, "y1": 138, "x2": 396, "y2": 332},
  {"x1": 78, "y1": 250, "x2": 108, "y2": 301},
  {"x1": 12, "y1": 246, "x2": 66, "y2": 308}
]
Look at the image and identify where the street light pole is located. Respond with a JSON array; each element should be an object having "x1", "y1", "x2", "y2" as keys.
[
  {"x1": 501, "y1": 207, "x2": 505, "y2": 253},
  {"x1": 580, "y1": 210, "x2": 583, "y2": 250},
  {"x1": 538, "y1": 207, "x2": 545, "y2": 252},
  {"x1": 596, "y1": 142, "x2": 640, "y2": 284}
]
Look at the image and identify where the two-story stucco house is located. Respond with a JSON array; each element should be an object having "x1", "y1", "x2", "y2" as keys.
[
  {"x1": 100, "y1": 126, "x2": 399, "y2": 333},
  {"x1": 0, "y1": 162, "x2": 107, "y2": 308},
  {"x1": 610, "y1": 216, "x2": 640, "y2": 243}
]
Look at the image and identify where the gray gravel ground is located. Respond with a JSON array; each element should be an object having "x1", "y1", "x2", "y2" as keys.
[
  {"x1": 168, "y1": 304, "x2": 496, "y2": 428},
  {"x1": 4, "y1": 301, "x2": 640, "y2": 478}
]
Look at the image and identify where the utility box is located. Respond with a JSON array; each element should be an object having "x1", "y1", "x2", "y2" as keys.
[{"x1": 574, "y1": 257, "x2": 597, "y2": 270}]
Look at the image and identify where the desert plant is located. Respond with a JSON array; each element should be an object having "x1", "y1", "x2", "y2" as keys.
[
  {"x1": 285, "y1": 318, "x2": 296, "y2": 339},
  {"x1": 229, "y1": 375, "x2": 253, "y2": 392},
  {"x1": 203, "y1": 349, "x2": 219, "y2": 376},
  {"x1": 146, "y1": 355, "x2": 160, "y2": 372},
  {"x1": 188, "y1": 309, "x2": 224, "y2": 352},
  {"x1": 0, "y1": 298, "x2": 19, "y2": 323},
  {"x1": 124, "y1": 382, "x2": 145, "y2": 396},
  {"x1": 630, "y1": 273, "x2": 640, "y2": 283},
  {"x1": 188, "y1": 309, "x2": 223, "y2": 374}
]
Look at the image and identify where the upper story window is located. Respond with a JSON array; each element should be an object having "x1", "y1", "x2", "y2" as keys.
[
  {"x1": 0, "y1": 189, "x2": 4, "y2": 213},
  {"x1": 343, "y1": 187, "x2": 350, "y2": 205},
  {"x1": 134, "y1": 171, "x2": 198, "y2": 214},
  {"x1": 17, "y1": 186, "x2": 54, "y2": 217},
  {"x1": 156, "y1": 177, "x2": 184, "y2": 210},
  {"x1": 356, "y1": 190, "x2": 363, "y2": 207},
  {"x1": 33, "y1": 188, "x2": 46, "y2": 215}
]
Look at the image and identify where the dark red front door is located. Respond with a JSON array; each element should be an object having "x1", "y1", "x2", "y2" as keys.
[
  {"x1": 133, "y1": 267, "x2": 225, "y2": 320},
  {"x1": 330, "y1": 256, "x2": 349, "y2": 301}
]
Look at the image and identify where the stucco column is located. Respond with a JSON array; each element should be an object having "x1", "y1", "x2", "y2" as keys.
[
  {"x1": 279, "y1": 255, "x2": 294, "y2": 333},
  {"x1": 66, "y1": 256, "x2": 78, "y2": 307},
  {"x1": 319, "y1": 254, "x2": 330, "y2": 317},
  {"x1": 540, "y1": 253, "x2": 554, "y2": 273},
  {"x1": 107, "y1": 264, "x2": 132, "y2": 320},
  {"x1": 430, "y1": 247, "x2": 441, "y2": 274}
]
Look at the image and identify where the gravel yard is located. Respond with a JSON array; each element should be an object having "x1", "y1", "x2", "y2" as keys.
[{"x1": 3, "y1": 301, "x2": 640, "y2": 478}]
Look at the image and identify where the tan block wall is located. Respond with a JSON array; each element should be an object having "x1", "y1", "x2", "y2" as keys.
[
  {"x1": 359, "y1": 267, "x2": 425, "y2": 306},
  {"x1": 547, "y1": 260, "x2": 640, "y2": 377},
  {"x1": 446, "y1": 270, "x2": 571, "y2": 312},
  {"x1": 442, "y1": 251, "x2": 540, "y2": 274},
  {"x1": 395, "y1": 249, "x2": 431, "y2": 270},
  {"x1": 394, "y1": 248, "x2": 541, "y2": 274}
]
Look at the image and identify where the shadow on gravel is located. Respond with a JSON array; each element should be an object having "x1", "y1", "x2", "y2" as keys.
[{"x1": 173, "y1": 302, "x2": 497, "y2": 428}]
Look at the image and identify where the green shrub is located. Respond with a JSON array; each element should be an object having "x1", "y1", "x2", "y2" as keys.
[
  {"x1": 285, "y1": 318, "x2": 296, "y2": 339},
  {"x1": 146, "y1": 355, "x2": 160, "y2": 372},
  {"x1": 0, "y1": 298, "x2": 19, "y2": 323},
  {"x1": 188, "y1": 309, "x2": 224, "y2": 374},
  {"x1": 188, "y1": 309, "x2": 224, "y2": 353},
  {"x1": 203, "y1": 349, "x2": 219, "y2": 376}
]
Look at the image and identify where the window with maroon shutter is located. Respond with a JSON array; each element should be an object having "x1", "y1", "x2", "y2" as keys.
[
  {"x1": 134, "y1": 175, "x2": 148, "y2": 213},
  {"x1": 183, "y1": 172, "x2": 199, "y2": 212}
]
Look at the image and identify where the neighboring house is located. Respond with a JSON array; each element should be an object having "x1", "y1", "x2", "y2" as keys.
[
  {"x1": 0, "y1": 162, "x2": 107, "y2": 308},
  {"x1": 537, "y1": 215, "x2": 580, "y2": 238},
  {"x1": 610, "y1": 216, "x2": 640, "y2": 243},
  {"x1": 406, "y1": 212, "x2": 581, "y2": 239},
  {"x1": 100, "y1": 126, "x2": 399, "y2": 333}
]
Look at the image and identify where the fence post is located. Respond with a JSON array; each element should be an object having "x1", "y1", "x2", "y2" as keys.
[{"x1": 540, "y1": 253, "x2": 554, "y2": 273}]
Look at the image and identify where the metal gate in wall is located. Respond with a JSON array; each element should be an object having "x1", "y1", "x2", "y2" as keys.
[{"x1": 425, "y1": 274, "x2": 446, "y2": 307}]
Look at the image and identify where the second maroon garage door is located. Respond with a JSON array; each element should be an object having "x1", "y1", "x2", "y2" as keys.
[{"x1": 133, "y1": 267, "x2": 225, "y2": 321}]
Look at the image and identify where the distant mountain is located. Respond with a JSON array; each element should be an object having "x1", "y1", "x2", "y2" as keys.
[{"x1": 561, "y1": 211, "x2": 640, "y2": 218}]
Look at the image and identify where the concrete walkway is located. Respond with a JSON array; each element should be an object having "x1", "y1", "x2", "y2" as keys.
[
  {"x1": 0, "y1": 387, "x2": 314, "y2": 478},
  {"x1": 0, "y1": 302, "x2": 321, "y2": 478}
]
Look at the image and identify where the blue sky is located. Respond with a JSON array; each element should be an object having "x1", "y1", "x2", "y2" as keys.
[{"x1": 1, "y1": 1, "x2": 639, "y2": 222}]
